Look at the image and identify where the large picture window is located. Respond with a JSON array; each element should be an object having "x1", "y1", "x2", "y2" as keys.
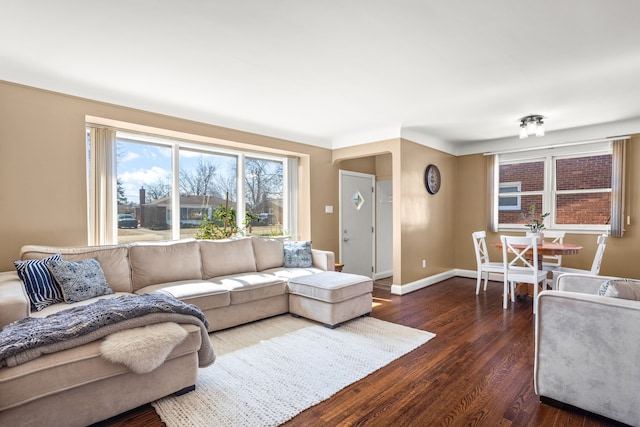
[
  {"x1": 493, "y1": 140, "x2": 625, "y2": 234},
  {"x1": 88, "y1": 125, "x2": 294, "y2": 245}
]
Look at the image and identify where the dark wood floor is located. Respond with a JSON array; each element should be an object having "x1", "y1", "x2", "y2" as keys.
[{"x1": 95, "y1": 277, "x2": 620, "y2": 427}]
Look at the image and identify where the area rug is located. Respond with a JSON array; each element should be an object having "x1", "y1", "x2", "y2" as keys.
[{"x1": 152, "y1": 315, "x2": 435, "y2": 427}]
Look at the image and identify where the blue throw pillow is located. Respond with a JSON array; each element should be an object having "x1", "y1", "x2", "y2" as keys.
[
  {"x1": 14, "y1": 254, "x2": 64, "y2": 311},
  {"x1": 46, "y1": 258, "x2": 114, "y2": 303},
  {"x1": 283, "y1": 241, "x2": 313, "y2": 268}
]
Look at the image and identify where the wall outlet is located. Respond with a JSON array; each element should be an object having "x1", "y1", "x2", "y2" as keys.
[{"x1": 422, "y1": 259, "x2": 426, "y2": 268}]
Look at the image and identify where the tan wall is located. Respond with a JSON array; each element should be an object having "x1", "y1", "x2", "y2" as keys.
[
  {"x1": 339, "y1": 157, "x2": 376, "y2": 175},
  {"x1": 3, "y1": 79, "x2": 639, "y2": 283},
  {"x1": 399, "y1": 140, "x2": 456, "y2": 284},
  {"x1": 0, "y1": 81, "x2": 339, "y2": 271},
  {"x1": 454, "y1": 154, "x2": 491, "y2": 271},
  {"x1": 454, "y1": 138, "x2": 640, "y2": 279},
  {"x1": 338, "y1": 153, "x2": 392, "y2": 181},
  {"x1": 333, "y1": 139, "x2": 456, "y2": 287},
  {"x1": 375, "y1": 153, "x2": 392, "y2": 180}
]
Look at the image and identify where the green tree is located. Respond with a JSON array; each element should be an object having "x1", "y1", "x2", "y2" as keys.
[{"x1": 117, "y1": 178, "x2": 128, "y2": 205}]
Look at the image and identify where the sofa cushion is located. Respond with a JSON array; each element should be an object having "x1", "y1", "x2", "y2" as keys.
[
  {"x1": 598, "y1": 279, "x2": 640, "y2": 300},
  {"x1": 20, "y1": 245, "x2": 133, "y2": 293},
  {"x1": 46, "y1": 258, "x2": 114, "y2": 303},
  {"x1": 288, "y1": 271, "x2": 373, "y2": 303},
  {"x1": 211, "y1": 273, "x2": 287, "y2": 305},
  {"x1": 266, "y1": 267, "x2": 325, "y2": 279},
  {"x1": 13, "y1": 254, "x2": 64, "y2": 311},
  {"x1": 251, "y1": 237, "x2": 285, "y2": 271},
  {"x1": 136, "y1": 280, "x2": 231, "y2": 311},
  {"x1": 129, "y1": 240, "x2": 202, "y2": 291},
  {"x1": 199, "y1": 238, "x2": 257, "y2": 279},
  {"x1": 0, "y1": 323, "x2": 202, "y2": 411},
  {"x1": 283, "y1": 241, "x2": 313, "y2": 268}
]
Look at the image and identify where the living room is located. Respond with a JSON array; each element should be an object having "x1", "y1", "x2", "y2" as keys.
[{"x1": 2, "y1": 1, "x2": 640, "y2": 426}]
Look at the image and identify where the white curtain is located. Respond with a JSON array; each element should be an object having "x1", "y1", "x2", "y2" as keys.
[
  {"x1": 88, "y1": 126, "x2": 117, "y2": 245},
  {"x1": 610, "y1": 139, "x2": 627, "y2": 237},
  {"x1": 487, "y1": 154, "x2": 499, "y2": 232},
  {"x1": 286, "y1": 157, "x2": 299, "y2": 239}
]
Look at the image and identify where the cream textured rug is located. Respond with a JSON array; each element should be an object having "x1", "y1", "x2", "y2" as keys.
[{"x1": 153, "y1": 315, "x2": 435, "y2": 427}]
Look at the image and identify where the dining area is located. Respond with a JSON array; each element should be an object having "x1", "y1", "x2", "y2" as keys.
[{"x1": 472, "y1": 230, "x2": 608, "y2": 313}]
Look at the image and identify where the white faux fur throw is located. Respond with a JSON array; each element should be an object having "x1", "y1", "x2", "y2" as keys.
[{"x1": 100, "y1": 322, "x2": 188, "y2": 374}]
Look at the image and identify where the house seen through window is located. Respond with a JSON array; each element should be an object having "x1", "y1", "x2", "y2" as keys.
[{"x1": 88, "y1": 127, "x2": 292, "y2": 245}]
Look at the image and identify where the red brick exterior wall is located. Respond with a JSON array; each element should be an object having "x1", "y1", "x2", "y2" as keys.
[
  {"x1": 499, "y1": 161, "x2": 544, "y2": 224},
  {"x1": 556, "y1": 156, "x2": 611, "y2": 190},
  {"x1": 499, "y1": 155, "x2": 612, "y2": 225}
]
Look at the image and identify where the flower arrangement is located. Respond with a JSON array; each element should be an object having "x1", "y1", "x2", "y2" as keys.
[{"x1": 523, "y1": 204, "x2": 549, "y2": 233}]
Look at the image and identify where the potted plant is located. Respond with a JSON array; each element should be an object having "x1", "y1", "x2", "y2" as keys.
[
  {"x1": 523, "y1": 204, "x2": 549, "y2": 241},
  {"x1": 196, "y1": 193, "x2": 258, "y2": 240}
]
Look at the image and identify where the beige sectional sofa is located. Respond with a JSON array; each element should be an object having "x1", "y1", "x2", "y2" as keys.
[
  {"x1": 535, "y1": 273, "x2": 640, "y2": 426},
  {"x1": 0, "y1": 237, "x2": 352, "y2": 427}
]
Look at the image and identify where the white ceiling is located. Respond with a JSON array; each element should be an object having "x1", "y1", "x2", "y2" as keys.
[{"x1": 3, "y1": 1, "x2": 640, "y2": 154}]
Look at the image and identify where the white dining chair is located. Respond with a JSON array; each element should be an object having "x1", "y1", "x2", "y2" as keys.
[
  {"x1": 472, "y1": 231, "x2": 504, "y2": 295},
  {"x1": 540, "y1": 230, "x2": 565, "y2": 289},
  {"x1": 541, "y1": 230, "x2": 566, "y2": 271},
  {"x1": 551, "y1": 234, "x2": 608, "y2": 289},
  {"x1": 501, "y1": 235, "x2": 548, "y2": 314}
]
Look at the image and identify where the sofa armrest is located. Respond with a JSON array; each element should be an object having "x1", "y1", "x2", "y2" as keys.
[
  {"x1": 311, "y1": 249, "x2": 335, "y2": 271},
  {"x1": 535, "y1": 290, "x2": 640, "y2": 425},
  {"x1": 0, "y1": 271, "x2": 30, "y2": 329},
  {"x1": 556, "y1": 273, "x2": 621, "y2": 294}
]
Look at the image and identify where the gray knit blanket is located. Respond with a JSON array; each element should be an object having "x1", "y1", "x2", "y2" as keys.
[{"x1": 0, "y1": 293, "x2": 215, "y2": 368}]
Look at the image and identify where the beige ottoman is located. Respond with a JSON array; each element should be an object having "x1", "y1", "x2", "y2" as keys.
[{"x1": 288, "y1": 271, "x2": 373, "y2": 328}]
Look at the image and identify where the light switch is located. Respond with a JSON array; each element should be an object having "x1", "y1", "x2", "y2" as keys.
[{"x1": 325, "y1": 205, "x2": 333, "y2": 214}]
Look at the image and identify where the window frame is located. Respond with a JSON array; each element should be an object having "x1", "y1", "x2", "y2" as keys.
[
  {"x1": 87, "y1": 125, "x2": 296, "y2": 245},
  {"x1": 495, "y1": 143, "x2": 613, "y2": 234},
  {"x1": 498, "y1": 181, "x2": 522, "y2": 211}
]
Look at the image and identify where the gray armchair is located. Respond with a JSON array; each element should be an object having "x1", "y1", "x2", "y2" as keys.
[{"x1": 534, "y1": 273, "x2": 640, "y2": 426}]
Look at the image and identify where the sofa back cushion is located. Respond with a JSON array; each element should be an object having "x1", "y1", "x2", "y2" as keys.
[
  {"x1": 199, "y1": 238, "x2": 257, "y2": 279},
  {"x1": 21, "y1": 244, "x2": 132, "y2": 293},
  {"x1": 129, "y1": 240, "x2": 202, "y2": 291},
  {"x1": 251, "y1": 237, "x2": 285, "y2": 271}
]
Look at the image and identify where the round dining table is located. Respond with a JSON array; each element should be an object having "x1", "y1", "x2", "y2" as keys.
[
  {"x1": 491, "y1": 241, "x2": 582, "y2": 269},
  {"x1": 491, "y1": 240, "x2": 583, "y2": 298}
]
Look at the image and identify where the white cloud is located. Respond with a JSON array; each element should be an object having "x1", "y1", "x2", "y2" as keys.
[
  {"x1": 121, "y1": 151, "x2": 140, "y2": 162},
  {"x1": 120, "y1": 166, "x2": 171, "y2": 203}
]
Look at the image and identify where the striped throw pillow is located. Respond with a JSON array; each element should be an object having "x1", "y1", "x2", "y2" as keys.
[{"x1": 14, "y1": 254, "x2": 64, "y2": 311}]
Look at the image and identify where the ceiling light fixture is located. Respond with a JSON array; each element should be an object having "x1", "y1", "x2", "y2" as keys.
[{"x1": 519, "y1": 114, "x2": 545, "y2": 139}]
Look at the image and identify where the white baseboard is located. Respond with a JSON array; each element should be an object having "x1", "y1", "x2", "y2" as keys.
[
  {"x1": 390, "y1": 270, "x2": 456, "y2": 295},
  {"x1": 389, "y1": 269, "x2": 504, "y2": 295}
]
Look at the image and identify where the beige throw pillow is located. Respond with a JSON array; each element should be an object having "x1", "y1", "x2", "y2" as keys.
[{"x1": 598, "y1": 279, "x2": 640, "y2": 300}]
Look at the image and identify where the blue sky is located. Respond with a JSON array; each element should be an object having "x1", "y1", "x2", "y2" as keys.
[{"x1": 117, "y1": 140, "x2": 237, "y2": 204}]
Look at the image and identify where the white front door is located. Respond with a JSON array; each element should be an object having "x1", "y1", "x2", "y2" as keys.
[{"x1": 339, "y1": 170, "x2": 375, "y2": 278}]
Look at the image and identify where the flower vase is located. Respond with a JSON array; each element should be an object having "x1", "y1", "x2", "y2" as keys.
[{"x1": 526, "y1": 231, "x2": 544, "y2": 244}]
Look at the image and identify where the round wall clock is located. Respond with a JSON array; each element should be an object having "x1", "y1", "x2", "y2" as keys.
[{"x1": 425, "y1": 164, "x2": 441, "y2": 194}]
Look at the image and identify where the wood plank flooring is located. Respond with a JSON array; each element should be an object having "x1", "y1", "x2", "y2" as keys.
[{"x1": 94, "y1": 277, "x2": 621, "y2": 427}]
